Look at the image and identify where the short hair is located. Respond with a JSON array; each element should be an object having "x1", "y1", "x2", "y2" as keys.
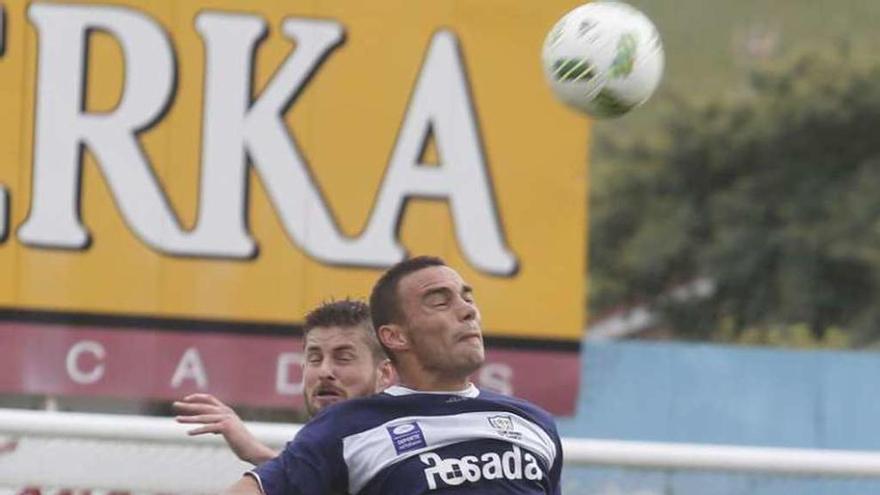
[
  {"x1": 369, "y1": 255, "x2": 447, "y2": 331},
  {"x1": 303, "y1": 299, "x2": 386, "y2": 363}
]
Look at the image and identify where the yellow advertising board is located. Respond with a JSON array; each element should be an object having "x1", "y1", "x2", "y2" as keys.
[{"x1": 0, "y1": 0, "x2": 588, "y2": 413}]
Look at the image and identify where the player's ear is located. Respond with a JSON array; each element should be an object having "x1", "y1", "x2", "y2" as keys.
[
  {"x1": 375, "y1": 358, "x2": 396, "y2": 391},
  {"x1": 378, "y1": 323, "x2": 409, "y2": 353}
]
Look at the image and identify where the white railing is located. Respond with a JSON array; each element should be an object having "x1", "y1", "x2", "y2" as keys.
[
  {"x1": 0, "y1": 407, "x2": 301, "y2": 447},
  {"x1": 2, "y1": 408, "x2": 880, "y2": 493},
  {"x1": 562, "y1": 437, "x2": 880, "y2": 477}
]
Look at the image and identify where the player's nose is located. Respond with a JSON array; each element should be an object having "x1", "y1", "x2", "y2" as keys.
[
  {"x1": 318, "y1": 359, "x2": 337, "y2": 380},
  {"x1": 455, "y1": 296, "x2": 477, "y2": 322}
]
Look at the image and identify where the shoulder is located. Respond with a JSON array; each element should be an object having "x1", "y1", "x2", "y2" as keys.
[
  {"x1": 299, "y1": 392, "x2": 404, "y2": 439},
  {"x1": 477, "y1": 388, "x2": 546, "y2": 411}
]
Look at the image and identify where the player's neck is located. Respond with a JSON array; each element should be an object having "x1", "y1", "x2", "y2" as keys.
[{"x1": 397, "y1": 369, "x2": 471, "y2": 392}]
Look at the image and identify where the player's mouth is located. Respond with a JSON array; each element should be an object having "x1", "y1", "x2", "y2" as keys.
[
  {"x1": 312, "y1": 386, "x2": 346, "y2": 406},
  {"x1": 457, "y1": 331, "x2": 483, "y2": 344}
]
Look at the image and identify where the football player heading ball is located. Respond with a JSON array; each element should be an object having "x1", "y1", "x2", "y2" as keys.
[{"x1": 226, "y1": 256, "x2": 562, "y2": 494}]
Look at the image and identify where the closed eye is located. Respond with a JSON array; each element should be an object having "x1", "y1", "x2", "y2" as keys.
[
  {"x1": 424, "y1": 290, "x2": 451, "y2": 308},
  {"x1": 335, "y1": 352, "x2": 355, "y2": 363},
  {"x1": 462, "y1": 286, "x2": 475, "y2": 304}
]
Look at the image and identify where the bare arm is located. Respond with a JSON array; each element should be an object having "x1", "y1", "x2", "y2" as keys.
[
  {"x1": 223, "y1": 474, "x2": 263, "y2": 495},
  {"x1": 174, "y1": 393, "x2": 278, "y2": 465}
]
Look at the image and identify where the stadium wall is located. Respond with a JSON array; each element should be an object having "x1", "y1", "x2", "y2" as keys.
[{"x1": 558, "y1": 341, "x2": 880, "y2": 494}]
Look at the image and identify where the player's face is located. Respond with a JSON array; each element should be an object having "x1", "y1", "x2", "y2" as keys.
[
  {"x1": 397, "y1": 265, "x2": 485, "y2": 379},
  {"x1": 302, "y1": 326, "x2": 388, "y2": 417}
]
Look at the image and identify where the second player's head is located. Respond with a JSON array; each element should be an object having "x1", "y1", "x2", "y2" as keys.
[
  {"x1": 302, "y1": 299, "x2": 394, "y2": 416},
  {"x1": 369, "y1": 256, "x2": 485, "y2": 390}
]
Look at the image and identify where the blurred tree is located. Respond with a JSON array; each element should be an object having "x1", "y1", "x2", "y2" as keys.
[{"x1": 589, "y1": 49, "x2": 880, "y2": 346}]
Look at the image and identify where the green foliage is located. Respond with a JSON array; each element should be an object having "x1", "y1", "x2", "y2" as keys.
[
  {"x1": 720, "y1": 322, "x2": 850, "y2": 349},
  {"x1": 589, "y1": 50, "x2": 880, "y2": 345}
]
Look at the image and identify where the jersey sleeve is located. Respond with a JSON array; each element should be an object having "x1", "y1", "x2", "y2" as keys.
[
  {"x1": 250, "y1": 420, "x2": 347, "y2": 495},
  {"x1": 547, "y1": 420, "x2": 564, "y2": 495}
]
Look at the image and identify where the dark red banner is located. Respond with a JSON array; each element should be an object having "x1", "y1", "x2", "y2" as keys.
[{"x1": 0, "y1": 322, "x2": 579, "y2": 415}]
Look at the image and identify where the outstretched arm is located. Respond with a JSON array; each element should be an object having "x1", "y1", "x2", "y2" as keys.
[{"x1": 174, "y1": 393, "x2": 278, "y2": 465}]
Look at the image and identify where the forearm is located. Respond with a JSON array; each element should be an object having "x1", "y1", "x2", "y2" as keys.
[{"x1": 240, "y1": 443, "x2": 280, "y2": 465}]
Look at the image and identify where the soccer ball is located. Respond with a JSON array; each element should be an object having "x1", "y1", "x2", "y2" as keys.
[{"x1": 541, "y1": 1, "x2": 664, "y2": 118}]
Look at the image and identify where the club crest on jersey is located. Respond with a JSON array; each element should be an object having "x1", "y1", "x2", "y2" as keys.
[
  {"x1": 488, "y1": 414, "x2": 522, "y2": 440},
  {"x1": 386, "y1": 421, "x2": 427, "y2": 454}
]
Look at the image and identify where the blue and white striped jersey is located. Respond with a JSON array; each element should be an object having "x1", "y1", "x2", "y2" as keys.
[{"x1": 250, "y1": 384, "x2": 562, "y2": 494}]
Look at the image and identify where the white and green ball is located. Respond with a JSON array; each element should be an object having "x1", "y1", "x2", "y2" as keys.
[{"x1": 541, "y1": 1, "x2": 665, "y2": 118}]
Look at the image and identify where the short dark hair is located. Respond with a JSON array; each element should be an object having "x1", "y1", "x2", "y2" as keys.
[
  {"x1": 303, "y1": 299, "x2": 386, "y2": 362},
  {"x1": 369, "y1": 255, "x2": 447, "y2": 331}
]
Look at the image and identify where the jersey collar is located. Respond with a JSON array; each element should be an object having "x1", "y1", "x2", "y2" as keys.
[{"x1": 384, "y1": 383, "x2": 480, "y2": 398}]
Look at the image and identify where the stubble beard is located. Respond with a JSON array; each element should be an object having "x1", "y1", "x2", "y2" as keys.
[{"x1": 416, "y1": 343, "x2": 485, "y2": 384}]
